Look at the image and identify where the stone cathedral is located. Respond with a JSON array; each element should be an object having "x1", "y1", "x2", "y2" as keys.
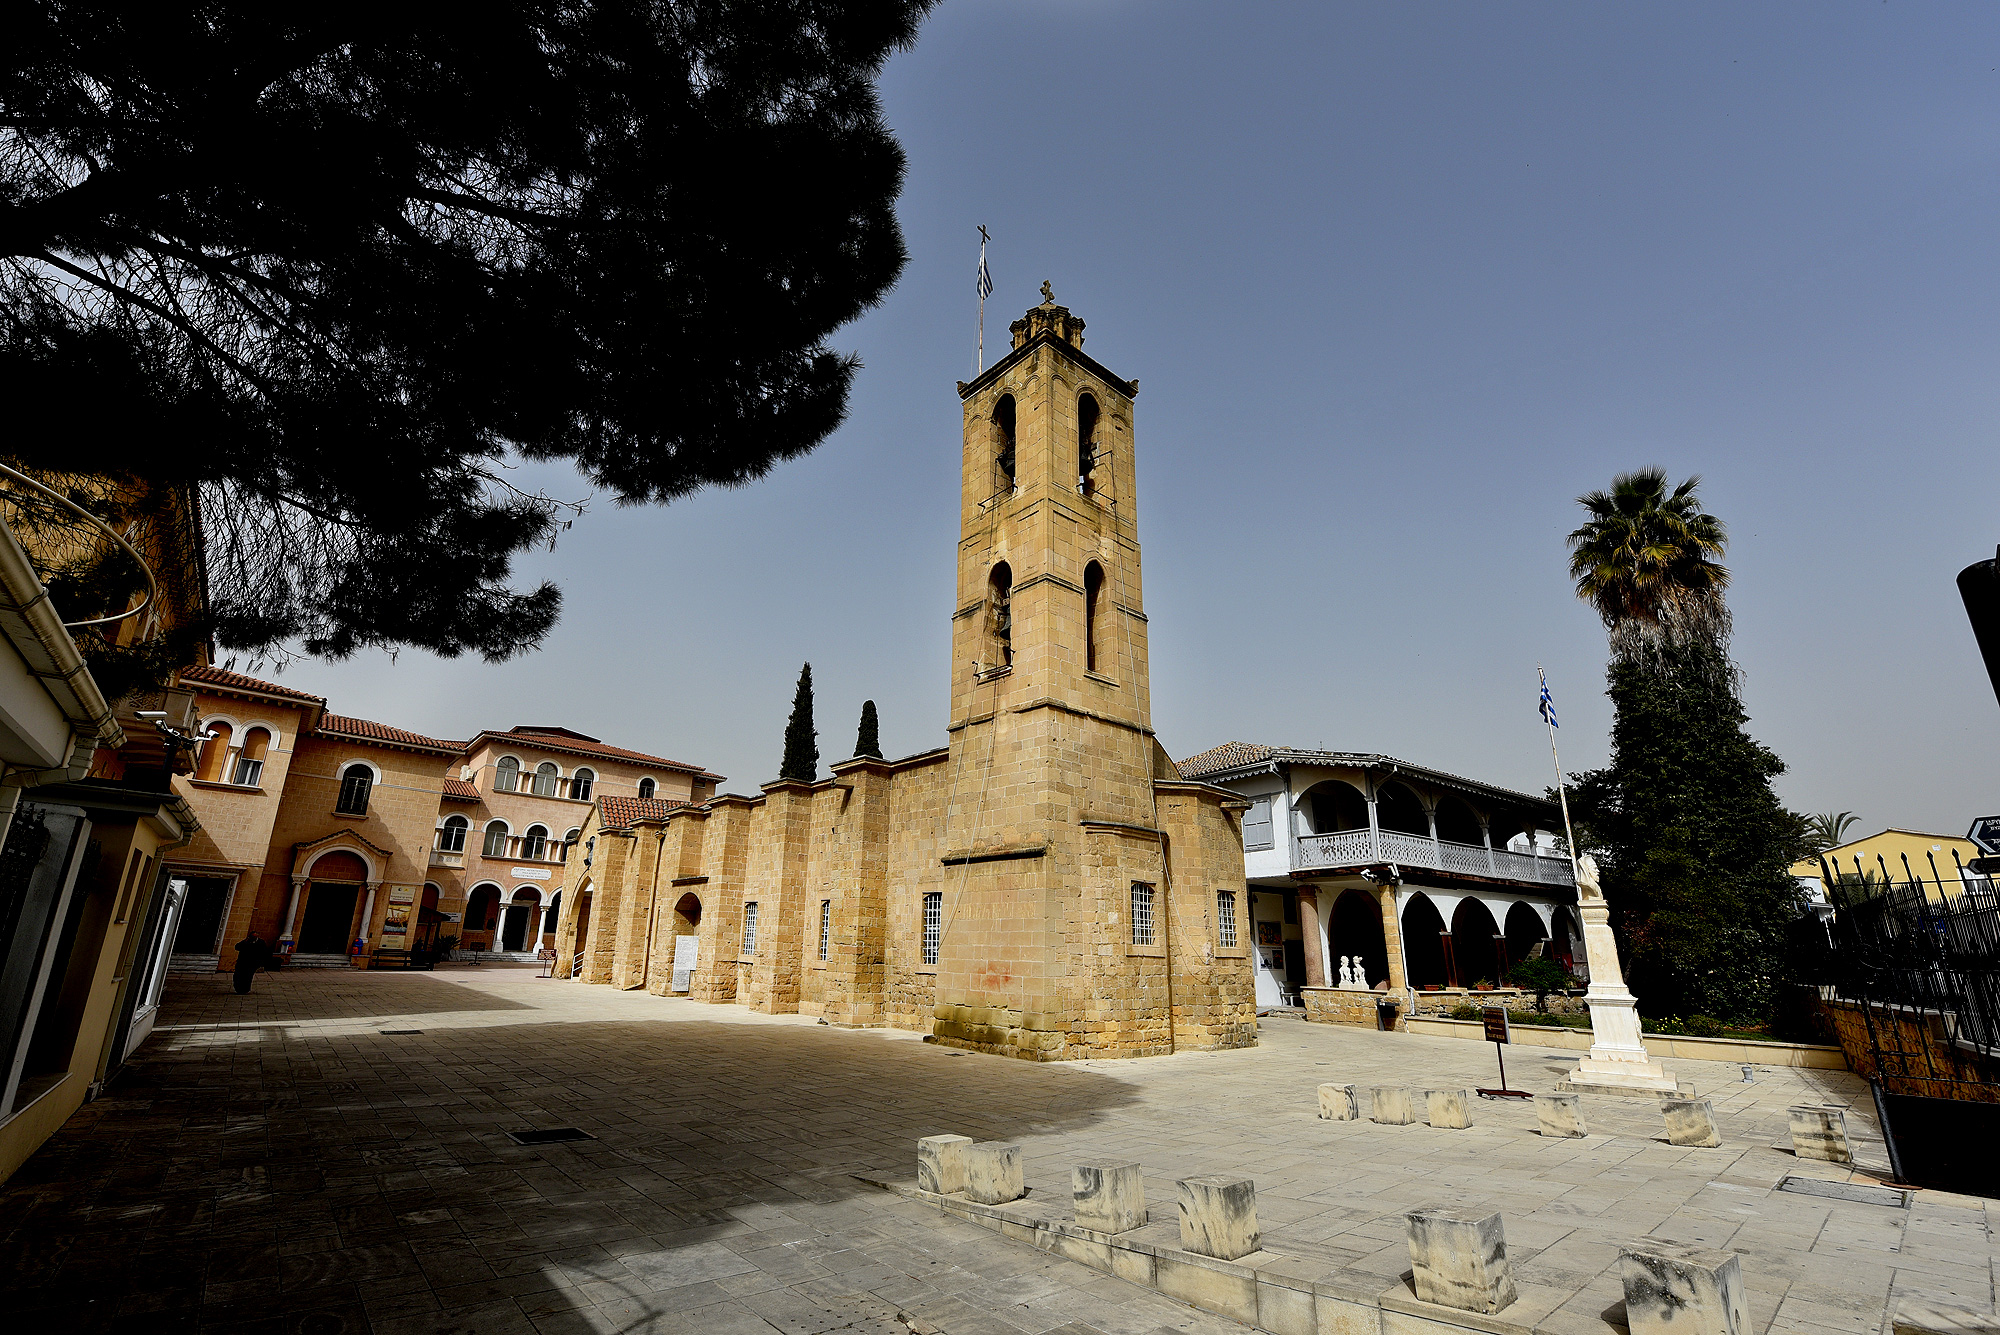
[{"x1": 553, "y1": 291, "x2": 1257, "y2": 1059}]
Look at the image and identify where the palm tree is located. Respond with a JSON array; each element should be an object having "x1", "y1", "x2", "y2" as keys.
[
  {"x1": 1804, "y1": 811, "x2": 1860, "y2": 856},
  {"x1": 1567, "y1": 468, "x2": 1730, "y2": 660}
]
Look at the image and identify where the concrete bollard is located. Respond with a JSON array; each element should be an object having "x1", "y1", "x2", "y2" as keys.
[
  {"x1": 917, "y1": 1134, "x2": 972, "y2": 1195},
  {"x1": 1620, "y1": 1243, "x2": 1751, "y2": 1335},
  {"x1": 1072, "y1": 1159, "x2": 1146, "y2": 1233},
  {"x1": 1406, "y1": 1207, "x2": 1519, "y2": 1314},
  {"x1": 1661, "y1": 1098, "x2": 1723, "y2": 1148},
  {"x1": 1177, "y1": 1175, "x2": 1260, "y2": 1260},
  {"x1": 1788, "y1": 1105, "x2": 1853, "y2": 1164},
  {"x1": 1891, "y1": 1300, "x2": 2000, "y2": 1335},
  {"x1": 1318, "y1": 1082, "x2": 1360, "y2": 1121},
  {"x1": 1426, "y1": 1089, "x2": 1473, "y2": 1129},
  {"x1": 1536, "y1": 1093, "x2": 1588, "y2": 1138},
  {"x1": 1371, "y1": 1085, "x2": 1416, "y2": 1125},
  {"x1": 965, "y1": 1142, "x2": 1024, "y2": 1204}
]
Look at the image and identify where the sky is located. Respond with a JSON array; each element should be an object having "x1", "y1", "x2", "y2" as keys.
[{"x1": 266, "y1": 2, "x2": 2000, "y2": 838}]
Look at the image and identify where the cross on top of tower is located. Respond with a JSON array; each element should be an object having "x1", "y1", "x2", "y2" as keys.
[
  {"x1": 1011, "y1": 284, "x2": 1083, "y2": 350},
  {"x1": 1040, "y1": 280, "x2": 1054, "y2": 305}
]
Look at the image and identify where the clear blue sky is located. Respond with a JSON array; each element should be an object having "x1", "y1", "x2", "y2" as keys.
[{"x1": 270, "y1": 2, "x2": 2000, "y2": 837}]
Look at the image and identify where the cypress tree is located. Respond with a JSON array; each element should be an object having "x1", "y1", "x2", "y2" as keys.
[
  {"x1": 854, "y1": 700, "x2": 882, "y2": 758},
  {"x1": 780, "y1": 662, "x2": 818, "y2": 781}
]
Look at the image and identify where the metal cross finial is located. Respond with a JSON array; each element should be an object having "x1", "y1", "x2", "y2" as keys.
[
  {"x1": 979, "y1": 224, "x2": 990, "y2": 244},
  {"x1": 1040, "y1": 280, "x2": 1054, "y2": 304}
]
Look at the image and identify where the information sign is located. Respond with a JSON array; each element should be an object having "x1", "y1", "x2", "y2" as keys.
[
  {"x1": 1969, "y1": 816, "x2": 2000, "y2": 856},
  {"x1": 1482, "y1": 1006, "x2": 1510, "y2": 1044},
  {"x1": 1476, "y1": 1005, "x2": 1530, "y2": 1099}
]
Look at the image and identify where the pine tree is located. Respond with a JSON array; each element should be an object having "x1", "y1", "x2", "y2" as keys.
[
  {"x1": 854, "y1": 699, "x2": 881, "y2": 758},
  {"x1": 780, "y1": 662, "x2": 818, "y2": 781}
]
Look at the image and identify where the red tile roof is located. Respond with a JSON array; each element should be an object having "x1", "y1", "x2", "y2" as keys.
[
  {"x1": 178, "y1": 664, "x2": 327, "y2": 704},
  {"x1": 468, "y1": 728, "x2": 724, "y2": 781},
  {"x1": 1175, "y1": 741, "x2": 1275, "y2": 779},
  {"x1": 441, "y1": 777, "x2": 483, "y2": 802},
  {"x1": 599, "y1": 795, "x2": 689, "y2": 828},
  {"x1": 317, "y1": 714, "x2": 461, "y2": 756}
]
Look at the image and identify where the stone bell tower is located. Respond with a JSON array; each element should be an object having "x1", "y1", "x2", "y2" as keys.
[{"x1": 931, "y1": 285, "x2": 1253, "y2": 1059}]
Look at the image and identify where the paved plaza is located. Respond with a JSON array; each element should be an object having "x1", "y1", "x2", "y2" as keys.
[{"x1": 1, "y1": 968, "x2": 1994, "y2": 1335}]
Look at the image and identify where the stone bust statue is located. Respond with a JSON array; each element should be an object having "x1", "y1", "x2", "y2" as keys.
[{"x1": 1576, "y1": 852, "x2": 1603, "y2": 903}]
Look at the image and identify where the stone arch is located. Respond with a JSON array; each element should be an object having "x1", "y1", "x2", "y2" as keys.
[
  {"x1": 306, "y1": 848, "x2": 371, "y2": 883},
  {"x1": 988, "y1": 561, "x2": 1013, "y2": 668},
  {"x1": 465, "y1": 882, "x2": 503, "y2": 945},
  {"x1": 1401, "y1": 892, "x2": 1449, "y2": 988},
  {"x1": 1450, "y1": 897, "x2": 1502, "y2": 987},
  {"x1": 672, "y1": 892, "x2": 702, "y2": 934},
  {"x1": 1330, "y1": 888, "x2": 1388, "y2": 989},
  {"x1": 503, "y1": 886, "x2": 543, "y2": 951},
  {"x1": 991, "y1": 393, "x2": 1017, "y2": 487},
  {"x1": 1504, "y1": 900, "x2": 1547, "y2": 975}
]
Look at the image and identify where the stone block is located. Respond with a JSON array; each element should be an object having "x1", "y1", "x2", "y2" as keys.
[
  {"x1": 1370, "y1": 1085, "x2": 1415, "y2": 1125},
  {"x1": 1318, "y1": 1082, "x2": 1360, "y2": 1121},
  {"x1": 1178, "y1": 1175, "x2": 1260, "y2": 1260},
  {"x1": 1425, "y1": 1089, "x2": 1472, "y2": 1129},
  {"x1": 1153, "y1": 1249, "x2": 1258, "y2": 1325},
  {"x1": 1661, "y1": 1098, "x2": 1722, "y2": 1148},
  {"x1": 1788, "y1": 1104, "x2": 1852, "y2": 1164},
  {"x1": 966, "y1": 1142, "x2": 1024, "y2": 1204},
  {"x1": 1620, "y1": 1242, "x2": 1750, "y2": 1335},
  {"x1": 1405, "y1": 1206, "x2": 1518, "y2": 1314},
  {"x1": 1536, "y1": 1093, "x2": 1588, "y2": 1138},
  {"x1": 1072, "y1": 1159, "x2": 1146, "y2": 1233},
  {"x1": 1892, "y1": 1301, "x2": 2000, "y2": 1334},
  {"x1": 1254, "y1": 1263, "x2": 1320, "y2": 1335},
  {"x1": 917, "y1": 1134, "x2": 972, "y2": 1195}
]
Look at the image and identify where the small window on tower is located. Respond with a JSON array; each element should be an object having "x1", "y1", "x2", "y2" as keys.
[
  {"x1": 1083, "y1": 562, "x2": 1104, "y2": 674},
  {"x1": 1077, "y1": 393, "x2": 1100, "y2": 495},
  {"x1": 992, "y1": 394, "x2": 1017, "y2": 488},
  {"x1": 988, "y1": 562, "x2": 1013, "y2": 670}
]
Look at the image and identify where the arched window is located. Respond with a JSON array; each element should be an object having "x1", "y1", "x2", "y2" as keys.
[
  {"x1": 532, "y1": 761, "x2": 559, "y2": 797},
  {"x1": 494, "y1": 756, "x2": 520, "y2": 792},
  {"x1": 570, "y1": 767, "x2": 594, "y2": 802},
  {"x1": 231, "y1": 727, "x2": 272, "y2": 786},
  {"x1": 1077, "y1": 393, "x2": 1100, "y2": 495},
  {"x1": 992, "y1": 394, "x2": 1017, "y2": 488},
  {"x1": 1083, "y1": 561, "x2": 1104, "y2": 674},
  {"x1": 335, "y1": 764, "x2": 373, "y2": 815},
  {"x1": 988, "y1": 562, "x2": 1013, "y2": 669},
  {"x1": 482, "y1": 819, "x2": 510, "y2": 857},
  {"x1": 437, "y1": 815, "x2": 469, "y2": 852},
  {"x1": 545, "y1": 890, "x2": 562, "y2": 933},
  {"x1": 196, "y1": 720, "x2": 232, "y2": 782},
  {"x1": 521, "y1": 825, "x2": 549, "y2": 861},
  {"x1": 562, "y1": 827, "x2": 581, "y2": 853},
  {"x1": 1375, "y1": 781, "x2": 1429, "y2": 836},
  {"x1": 637, "y1": 777, "x2": 655, "y2": 801}
]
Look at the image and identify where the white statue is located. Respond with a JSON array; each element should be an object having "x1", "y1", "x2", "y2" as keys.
[
  {"x1": 1576, "y1": 852, "x2": 1603, "y2": 903},
  {"x1": 1350, "y1": 956, "x2": 1366, "y2": 987}
]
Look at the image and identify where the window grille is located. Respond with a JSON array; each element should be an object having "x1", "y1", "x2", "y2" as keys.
[
  {"x1": 1131, "y1": 883, "x2": 1156, "y2": 945},
  {"x1": 742, "y1": 902, "x2": 759, "y2": 955},
  {"x1": 819, "y1": 900, "x2": 831, "y2": 960},
  {"x1": 335, "y1": 765, "x2": 372, "y2": 815},
  {"x1": 1217, "y1": 890, "x2": 1239, "y2": 948},
  {"x1": 923, "y1": 891, "x2": 942, "y2": 965}
]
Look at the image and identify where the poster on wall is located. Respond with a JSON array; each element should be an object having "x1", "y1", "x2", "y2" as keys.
[
  {"x1": 1256, "y1": 921, "x2": 1284, "y2": 947},
  {"x1": 382, "y1": 903, "x2": 410, "y2": 936}
]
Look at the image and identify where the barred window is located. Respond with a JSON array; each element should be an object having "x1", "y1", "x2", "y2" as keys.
[
  {"x1": 1217, "y1": 890, "x2": 1239, "y2": 948},
  {"x1": 923, "y1": 891, "x2": 942, "y2": 965},
  {"x1": 819, "y1": 899, "x2": 831, "y2": 960},
  {"x1": 742, "y1": 902, "x2": 759, "y2": 955},
  {"x1": 1130, "y1": 882, "x2": 1156, "y2": 946}
]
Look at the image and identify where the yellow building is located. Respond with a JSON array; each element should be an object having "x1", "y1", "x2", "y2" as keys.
[{"x1": 1793, "y1": 827, "x2": 1987, "y2": 905}]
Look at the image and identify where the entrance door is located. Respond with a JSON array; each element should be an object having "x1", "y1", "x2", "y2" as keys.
[
  {"x1": 501, "y1": 905, "x2": 527, "y2": 952},
  {"x1": 172, "y1": 876, "x2": 232, "y2": 954},
  {"x1": 298, "y1": 884, "x2": 359, "y2": 954}
]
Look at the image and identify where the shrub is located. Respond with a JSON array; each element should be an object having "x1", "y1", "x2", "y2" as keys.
[{"x1": 1506, "y1": 957, "x2": 1573, "y2": 1011}]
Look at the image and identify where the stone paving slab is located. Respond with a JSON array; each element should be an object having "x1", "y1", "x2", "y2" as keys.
[{"x1": 0, "y1": 969, "x2": 1993, "y2": 1335}]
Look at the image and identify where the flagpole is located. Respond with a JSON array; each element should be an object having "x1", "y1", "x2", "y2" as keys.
[
  {"x1": 977, "y1": 225, "x2": 989, "y2": 372},
  {"x1": 1539, "y1": 665, "x2": 1583, "y2": 888}
]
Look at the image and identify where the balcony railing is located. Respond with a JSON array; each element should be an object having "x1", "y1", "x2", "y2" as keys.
[
  {"x1": 430, "y1": 849, "x2": 464, "y2": 869},
  {"x1": 1293, "y1": 829, "x2": 1574, "y2": 888}
]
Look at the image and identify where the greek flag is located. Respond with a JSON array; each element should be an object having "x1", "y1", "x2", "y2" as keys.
[
  {"x1": 977, "y1": 251, "x2": 993, "y2": 301},
  {"x1": 1539, "y1": 668, "x2": 1558, "y2": 729}
]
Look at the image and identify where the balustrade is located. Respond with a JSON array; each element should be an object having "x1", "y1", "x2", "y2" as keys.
[{"x1": 1293, "y1": 829, "x2": 1572, "y2": 887}]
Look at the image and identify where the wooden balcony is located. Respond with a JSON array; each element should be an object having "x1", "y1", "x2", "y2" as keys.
[{"x1": 1293, "y1": 829, "x2": 1573, "y2": 888}]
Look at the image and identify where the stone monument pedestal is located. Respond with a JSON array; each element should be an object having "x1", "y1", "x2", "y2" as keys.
[{"x1": 1561, "y1": 861, "x2": 1684, "y2": 1098}]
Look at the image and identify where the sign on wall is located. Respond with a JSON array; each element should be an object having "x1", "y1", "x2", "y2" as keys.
[
  {"x1": 388, "y1": 885, "x2": 416, "y2": 904},
  {"x1": 511, "y1": 867, "x2": 552, "y2": 880}
]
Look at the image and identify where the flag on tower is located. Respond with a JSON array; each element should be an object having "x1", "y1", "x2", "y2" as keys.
[
  {"x1": 977, "y1": 250, "x2": 993, "y2": 300},
  {"x1": 1538, "y1": 668, "x2": 1559, "y2": 729}
]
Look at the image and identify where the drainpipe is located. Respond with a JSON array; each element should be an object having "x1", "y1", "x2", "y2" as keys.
[{"x1": 1157, "y1": 825, "x2": 1176, "y2": 1056}]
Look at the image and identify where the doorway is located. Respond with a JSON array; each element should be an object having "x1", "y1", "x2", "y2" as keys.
[
  {"x1": 298, "y1": 884, "x2": 359, "y2": 954},
  {"x1": 172, "y1": 876, "x2": 233, "y2": 955}
]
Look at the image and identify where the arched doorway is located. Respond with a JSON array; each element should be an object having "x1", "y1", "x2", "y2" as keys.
[
  {"x1": 503, "y1": 888, "x2": 542, "y2": 952},
  {"x1": 1504, "y1": 901, "x2": 1547, "y2": 976},
  {"x1": 415, "y1": 883, "x2": 444, "y2": 955},
  {"x1": 1304, "y1": 781, "x2": 1368, "y2": 835},
  {"x1": 1450, "y1": 898, "x2": 1502, "y2": 988},
  {"x1": 465, "y1": 884, "x2": 501, "y2": 950},
  {"x1": 1375, "y1": 782, "x2": 1429, "y2": 837},
  {"x1": 544, "y1": 890, "x2": 562, "y2": 940},
  {"x1": 1330, "y1": 888, "x2": 1388, "y2": 989},
  {"x1": 1401, "y1": 893, "x2": 1449, "y2": 988},
  {"x1": 1435, "y1": 795, "x2": 1481, "y2": 847},
  {"x1": 299, "y1": 850, "x2": 369, "y2": 954},
  {"x1": 668, "y1": 893, "x2": 702, "y2": 992}
]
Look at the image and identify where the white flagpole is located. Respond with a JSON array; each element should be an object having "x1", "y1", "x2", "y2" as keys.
[
  {"x1": 1539, "y1": 665, "x2": 1583, "y2": 887},
  {"x1": 977, "y1": 224, "x2": 989, "y2": 372}
]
